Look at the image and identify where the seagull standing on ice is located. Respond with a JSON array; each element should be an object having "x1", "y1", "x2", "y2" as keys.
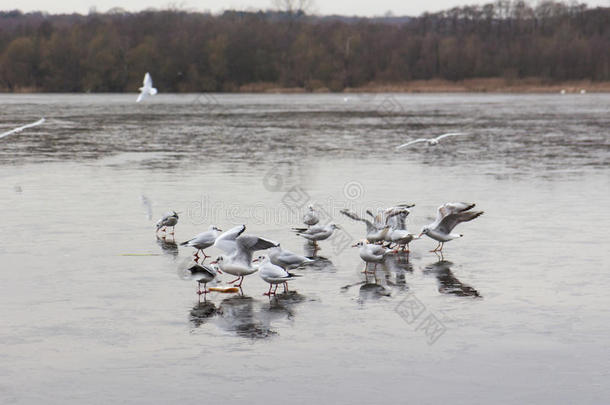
[
  {"x1": 352, "y1": 241, "x2": 394, "y2": 272},
  {"x1": 0, "y1": 118, "x2": 45, "y2": 140},
  {"x1": 268, "y1": 245, "x2": 313, "y2": 270},
  {"x1": 255, "y1": 255, "x2": 300, "y2": 296},
  {"x1": 303, "y1": 205, "x2": 319, "y2": 227},
  {"x1": 419, "y1": 202, "x2": 483, "y2": 253},
  {"x1": 211, "y1": 225, "x2": 278, "y2": 289},
  {"x1": 292, "y1": 223, "x2": 340, "y2": 247},
  {"x1": 181, "y1": 225, "x2": 222, "y2": 263},
  {"x1": 186, "y1": 263, "x2": 221, "y2": 299},
  {"x1": 136, "y1": 72, "x2": 157, "y2": 102},
  {"x1": 396, "y1": 132, "x2": 468, "y2": 149},
  {"x1": 155, "y1": 211, "x2": 179, "y2": 236}
]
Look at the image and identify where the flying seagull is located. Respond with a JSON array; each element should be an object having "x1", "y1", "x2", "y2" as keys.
[
  {"x1": 396, "y1": 132, "x2": 468, "y2": 149},
  {"x1": 136, "y1": 72, "x2": 157, "y2": 102},
  {"x1": 0, "y1": 118, "x2": 45, "y2": 140}
]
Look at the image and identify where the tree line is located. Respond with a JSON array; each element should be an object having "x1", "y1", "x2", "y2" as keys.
[{"x1": 0, "y1": 1, "x2": 608, "y2": 92}]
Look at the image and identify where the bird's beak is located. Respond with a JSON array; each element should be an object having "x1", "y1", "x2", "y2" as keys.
[
  {"x1": 351, "y1": 243, "x2": 358, "y2": 247},
  {"x1": 216, "y1": 269, "x2": 223, "y2": 274},
  {"x1": 210, "y1": 260, "x2": 218, "y2": 264},
  {"x1": 417, "y1": 232, "x2": 423, "y2": 238},
  {"x1": 218, "y1": 228, "x2": 222, "y2": 232},
  {"x1": 252, "y1": 258, "x2": 259, "y2": 263}
]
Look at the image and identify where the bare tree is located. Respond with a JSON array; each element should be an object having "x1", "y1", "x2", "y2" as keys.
[{"x1": 272, "y1": 0, "x2": 314, "y2": 15}]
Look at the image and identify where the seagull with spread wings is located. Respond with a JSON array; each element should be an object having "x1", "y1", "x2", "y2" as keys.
[
  {"x1": 136, "y1": 72, "x2": 157, "y2": 102},
  {"x1": 419, "y1": 202, "x2": 483, "y2": 253},
  {"x1": 0, "y1": 118, "x2": 45, "y2": 140},
  {"x1": 396, "y1": 132, "x2": 468, "y2": 149},
  {"x1": 211, "y1": 225, "x2": 278, "y2": 289}
]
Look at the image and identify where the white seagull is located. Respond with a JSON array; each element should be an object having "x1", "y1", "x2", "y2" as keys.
[
  {"x1": 180, "y1": 225, "x2": 222, "y2": 262},
  {"x1": 211, "y1": 225, "x2": 278, "y2": 288},
  {"x1": 303, "y1": 204, "x2": 319, "y2": 227},
  {"x1": 136, "y1": 72, "x2": 157, "y2": 102},
  {"x1": 419, "y1": 202, "x2": 484, "y2": 253},
  {"x1": 0, "y1": 118, "x2": 45, "y2": 140},
  {"x1": 255, "y1": 255, "x2": 301, "y2": 296},
  {"x1": 292, "y1": 223, "x2": 340, "y2": 245},
  {"x1": 155, "y1": 211, "x2": 179, "y2": 235},
  {"x1": 186, "y1": 263, "x2": 221, "y2": 298},
  {"x1": 352, "y1": 241, "x2": 394, "y2": 272},
  {"x1": 268, "y1": 245, "x2": 313, "y2": 270},
  {"x1": 396, "y1": 132, "x2": 468, "y2": 149}
]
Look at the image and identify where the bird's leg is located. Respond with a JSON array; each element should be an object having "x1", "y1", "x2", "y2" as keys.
[
  {"x1": 196, "y1": 282, "x2": 203, "y2": 296},
  {"x1": 273, "y1": 285, "x2": 278, "y2": 294},
  {"x1": 264, "y1": 284, "x2": 273, "y2": 296},
  {"x1": 232, "y1": 276, "x2": 244, "y2": 288},
  {"x1": 201, "y1": 250, "x2": 210, "y2": 260},
  {"x1": 170, "y1": 226, "x2": 175, "y2": 235},
  {"x1": 193, "y1": 250, "x2": 200, "y2": 261},
  {"x1": 228, "y1": 277, "x2": 241, "y2": 284},
  {"x1": 439, "y1": 242, "x2": 444, "y2": 252},
  {"x1": 283, "y1": 282, "x2": 289, "y2": 293},
  {"x1": 430, "y1": 242, "x2": 441, "y2": 252}
]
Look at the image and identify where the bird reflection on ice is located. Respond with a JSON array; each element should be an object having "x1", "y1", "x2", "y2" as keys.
[{"x1": 424, "y1": 260, "x2": 481, "y2": 298}]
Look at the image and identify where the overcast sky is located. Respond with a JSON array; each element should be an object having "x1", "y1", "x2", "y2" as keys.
[{"x1": 2, "y1": 0, "x2": 609, "y2": 16}]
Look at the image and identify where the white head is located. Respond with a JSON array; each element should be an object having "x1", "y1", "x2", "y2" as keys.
[
  {"x1": 208, "y1": 225, "x2": 222, "y2": 232},
  {"x1": 419, "y1": 227, "x2": 430, "y2": 237},
  {"x1": 351, "y1": 240, "x2": 366, "y2": 248},
  {"x1": 329, "y1": 222, "x2": 340, "y2": 230},
  {"x1": 252, "y1": 255, "x2": 267, "y2": 263}
]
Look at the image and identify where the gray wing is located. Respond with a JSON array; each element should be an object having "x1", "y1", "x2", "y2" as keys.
[
  {"x1": 277, "y1": 250, "x2": 309, "y2": 266},
  {"x1": 435, "y1": 132, "x2": 467, "y2": 141},
  {"x1": 214, "y1": 224, "x2": 246, "y2": 253},
  {"x1": 437, "y1": 211, "x2": 483, "y2": 234},
  {"x1": 340, "y1": 209, "x2": 377, "y2": 232},
  {"x1": 395, "y1": 138, "x2": 428, "y2": 149},
  {"x1": 237, "y1": 235, "x2": 279, "y2": 252}
]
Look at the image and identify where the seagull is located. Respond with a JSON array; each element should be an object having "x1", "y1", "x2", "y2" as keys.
[
  {"x1": 419, "y1": 202, "x2": 483, "y2": 253},
  {"x1": 0, "y1": 118, "x2": 45, "y2": 140},
  {"x1": 155, "y1": 211, "x2": 179, "y2": 236},
  {"x1": 340, "y1": 209, "x2": 390, "y2": 243},
  {"x1": 186, "y1": 263, "x2": 221, "y2": 299},
  {"x1": 254, "y1": 255, "x2": 301, "y2": 296},
  {"x1": 292, "y1": 223, "x2": 340, "y2": 245},
  {"x1": 211, "y1": 225, "x2": 278, "y2": 288},
  {"x1": 180, "y1": 225, "x2": 222, "y2": 262},
  {"x1": 367, "y1": 205, "x2": 419, "y2": 251},
  {"x1": 303, "y1": 204, "x2": 319, "y2": 227},
  {"x1": 136, "y1": 72, "x2": 157, "y2": 102},
  {"x1": 352, "y1": 241, "x2": 394, "y2": 272},
  {"x1": 268, "y1": 245, "x2": 313, "y2": 270},
  {"x1": 367, "y1": 205, "x2": 414, "y2": 229},
  {"x1": 396, "y1": 132, "x2": 468, "y2": 149},
  {"x1": 388, "y1": 229, "x2": 419, "y2": 252}
]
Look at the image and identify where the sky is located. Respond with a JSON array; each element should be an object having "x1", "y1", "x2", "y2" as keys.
[{"x1": 1, "y1": 0, "x2": 609, "y2": 16}]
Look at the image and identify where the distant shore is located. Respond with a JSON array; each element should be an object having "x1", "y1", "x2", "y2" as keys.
[
  {"x1": 240, "y1": 79, "x2": 610, "y2": 94},
  {"x1": 4, "y1": 79, "x2": 610, "y2": 94}
]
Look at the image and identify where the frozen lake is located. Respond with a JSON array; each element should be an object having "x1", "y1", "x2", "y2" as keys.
[{"x1": 1, "y1": 93, "x2": 609, "y2": 404}]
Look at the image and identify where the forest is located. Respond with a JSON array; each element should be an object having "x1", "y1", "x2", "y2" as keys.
[{"x1": 0, "y1": 0, "x2": 608, "y2": 92}]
